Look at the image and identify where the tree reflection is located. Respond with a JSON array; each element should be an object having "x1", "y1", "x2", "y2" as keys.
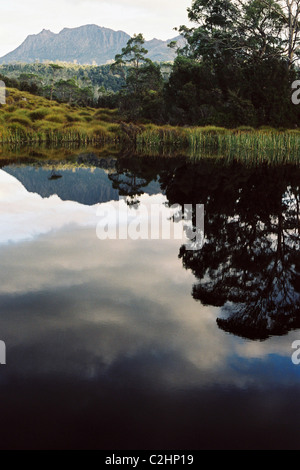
[
  {"x1": 31, "y1": 152, "x2": 298, "y2": 341},
  {"x1": 108, "y1": 156, "x2": 184, "y2": 207},
  {"x1": 160, "y1": 161, "x2": 300, "y2": 340}
]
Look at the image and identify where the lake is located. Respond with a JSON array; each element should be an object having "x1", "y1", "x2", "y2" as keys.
[{"x1": 0, "y1": 147, "x2": 299, "y2": 450}]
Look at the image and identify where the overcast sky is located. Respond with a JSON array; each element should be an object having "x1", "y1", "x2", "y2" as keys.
[{"x1": 0, "y1": 0, "x2": 191, "y2": 57}]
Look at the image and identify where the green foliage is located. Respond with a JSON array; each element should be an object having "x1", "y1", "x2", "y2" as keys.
[
  {"x1": 112, "y1": 35, "x2": 164, "y2": 121},
  {"x1": 6, "y1": 122, "x2": 28, "y2": 137},
  {"x1": 0, "y1": 63, "x2": 125, "y2": 107},
  {"x1": 0, "y1": 3, "x2": 299, "y2": 130},
  {"x1": 136, "y1": 125, "x2": 300, "y2": 163},
  {"x1": 45, "y1": 114, "x2": 66, "y2": 123},
  {"x1": 0, "y1": 88, "x2": 121, "y2": 144},
  {"x1": 164, "y1": 0, "x2": 300, "y2": 128},
  {"x1": 114, "y1": 34, "x2": 150, "y2": 69},
  {"x1": 1, "y1": 85, "x2": 299, "y2": 161},
  {"x1": 29, "y1": 108, "x2": 49, "y2": 120},
  {"x1": 8, "y1": 115, "x2": 32, "y2": 127}
]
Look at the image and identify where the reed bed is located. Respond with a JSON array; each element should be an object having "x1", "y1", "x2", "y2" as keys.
[{"x1": 136, "y1": 126, "x2": 300, "y2": 164}]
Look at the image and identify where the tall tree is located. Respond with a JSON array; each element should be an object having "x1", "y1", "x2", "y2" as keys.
[
  {"x1": 49, "y1": 64, "x2": 64, "y2": 101},
  {"x1": 268, "y1": 0, "x2": 300, "y2": 68},
  {"x1": 113, "y1": 34, "x2": 150, "y2": 84},
  {"x1": 166, "y1": 0, "x2": 298, "y2": 126},
  {"x1": 112, "y1": 34, "x2": 164, "y2": 121},
  {"x1": 178, "y1": 0, "x2": 287, "y2": 61}
]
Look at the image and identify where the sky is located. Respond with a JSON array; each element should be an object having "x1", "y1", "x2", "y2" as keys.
[{"x1": 0, "y1": 0, "x2": 191, "y2": 57}]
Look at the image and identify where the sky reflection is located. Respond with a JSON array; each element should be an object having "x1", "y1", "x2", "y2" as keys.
[{"x1": 1, "y1": 167, "x2": 300, "y2": 449}]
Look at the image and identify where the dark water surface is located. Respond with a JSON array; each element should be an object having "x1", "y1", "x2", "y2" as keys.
[{"x1": 0, "y1": 150, "x2": 299, "y2": 450}]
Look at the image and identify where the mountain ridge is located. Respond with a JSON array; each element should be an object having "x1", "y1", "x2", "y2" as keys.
[{"x1": 0, "y1": 25, "x2": 181, "y2": 65}]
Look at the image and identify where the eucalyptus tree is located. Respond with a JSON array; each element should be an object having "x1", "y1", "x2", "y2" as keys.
[
  {"x1": 112, "y1": 34, "x2": 164, "y2": 120},
  {"x1": 49, "y1": 64, "x2": 64, "y2": 101}
]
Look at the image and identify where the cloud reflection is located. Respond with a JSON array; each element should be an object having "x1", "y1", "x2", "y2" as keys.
[
  {"x1": 0, "y1": 169, "x2": 172, "y2": 245},
  {"x1": 0, "y1": 169, "x2": 299, "y2": 393},
  {"x1": 0, "y1": 226, "x2": 299, "y2": 392}
]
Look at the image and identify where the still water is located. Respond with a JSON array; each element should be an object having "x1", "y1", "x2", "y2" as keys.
[{"x1": 0, "y1": 150, "x2": 299, "y2": 449}]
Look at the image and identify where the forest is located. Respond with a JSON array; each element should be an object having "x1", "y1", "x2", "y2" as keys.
[
  {"x1": 0, "y1": 63, "x2": 126, "y2": 107},
  {"x1": 0, "y1": 0, "x2": 300, "y2": 130},
  {"x1": 109, "y1": 0, "x2": 300, "y2": 128}
]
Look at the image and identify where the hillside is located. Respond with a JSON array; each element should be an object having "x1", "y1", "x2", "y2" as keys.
[
  {"x1": 0, "y1": 25, "x2": 181, "y2": 65},
  {"x1": 0, "y1": 87, "x2": 123, "y2": 143}
]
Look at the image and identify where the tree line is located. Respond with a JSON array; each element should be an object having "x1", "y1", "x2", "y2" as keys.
[
  {"x1": 0, "y1": 0, "x2": 299, "y2": 127},
  {"x1": 0, "y1": 62, "x2": 125, "y2": 107},
  {"x1": 112, "y1": 0, "x2": 300, "y2": 127}
]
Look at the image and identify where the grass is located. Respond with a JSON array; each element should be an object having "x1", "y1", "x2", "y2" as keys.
[
  {"x1": 0, "y1": 88, "x2": 299, "y2": 164},
  {"x1": 136, "y1": 125, "x2": 300, "y2": 164},
  {"x1": 0, "y1": 88, "x2": 121, "y2": 144}
]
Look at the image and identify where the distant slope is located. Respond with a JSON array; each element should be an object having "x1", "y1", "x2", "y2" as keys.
[{"x1": 0, "y1": 25, "x2": 181, "y2": 65}]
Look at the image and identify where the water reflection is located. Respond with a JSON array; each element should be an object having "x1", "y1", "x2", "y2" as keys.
[
  {"x1": 1, "y1": 225, "x2": 300, "y2": 449},
  {"x1": 0, "y1": 152, "x2": 300, "y2": 449},
  {"x1": 106, "y1": 157, "x2": 300, "y2": 340},
  {"x1": 2, "y1": 156, "x2": 300, "y2": 340},
  {"x1": 161, "y1": 162, "x2": 300, "y2": 340}
]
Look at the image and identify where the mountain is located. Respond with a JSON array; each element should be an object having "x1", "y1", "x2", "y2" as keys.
[{"x1": 0, "y1": 25, "x2": 181, "y2": 65}]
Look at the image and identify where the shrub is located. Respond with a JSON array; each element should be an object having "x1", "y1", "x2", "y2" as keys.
[
  {"x1": 29, "y1": 108, "x2": 49, "y2": 121},
  {"x1": 38, "y1": 122, "x2": 63, "y2": 131},
  {"x1": 65, "y1": 113, "x2": 81, "y2": 123},
  {"x1": 107, "y1": 124, "x2": 120, "y2": 133},
  {"x1": 259, "y1": 126, "x2": 276, "y2": 132},
  {"x1": 7, "y1": 122, "x2": 28, "y2": 137},
  {"x1": 6, "y1": 105, "x2": 17, "y2": 112},
  {"x1": 8, "y1": 115, "x2": 32, "y2": 127},
  {"x1": 91, "y1": 125, "x2": 110, "y2": 140},
  {"x1": 45, "y1": 114, "x2": 66, "y2": 124},
  {"x1": 78, "y1": 111, "x2": 91, "y2": 117},
  {"x1": 236, "y1": 126, "x2": 255, "y2": 132},
  {"x1": 199, "y1": 126, "x2": 228, "y2": 135}
]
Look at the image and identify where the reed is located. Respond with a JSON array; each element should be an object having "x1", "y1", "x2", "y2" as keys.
[{"x1": 136, "y1": 126, "x2": 300, "y2": 164}]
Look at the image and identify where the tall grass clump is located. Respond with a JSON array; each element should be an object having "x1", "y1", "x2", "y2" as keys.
[
  {"x1": 8, "y1": 115, "x2": 32, "y2": 127},
  {"x1": 29, "y1": 108, "x2": 50, "y2": 121},
  {"x1": 136, "y1": 125, "x2": 300, "y2": 164}
]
